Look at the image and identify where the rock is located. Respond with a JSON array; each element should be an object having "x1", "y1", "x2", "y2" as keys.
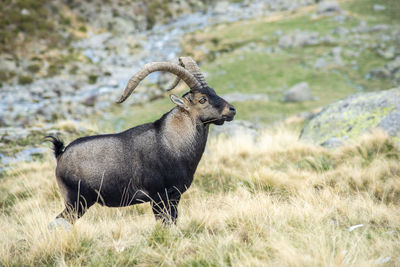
[
  {"x1": 278, "y1": 34, "x2": 292, "y2": 48},
  {"x1": 314, "y1": 57, "x2": 328, "y2": 69},
  {"x1": 317, "y1": 1, "x2": 342, "y2": 15},
  {"x1": 385, "y1": 57, "x2": 400, "y2": 74},
  {"x1": 210, "y1": 120, "x2": 259, "y2": 138},
  {"x1": 352, "y1": 21, "x2": 369, "y2": 33},
  {"x1": 321, "y1": 136, "x2": 348, "y2": 148},
  {"x1": 221, "y1": 93, "x2": 269, "y2": 103},
  {"x1": 331, "y1": 46, "x2": 344, "y2": 66},
  {"x1": 333, "y1": 26, "x2": 349, "y2": 36},
  {"x1": 278, "y1": 31, "x2": 319, "y2": 48},
  {"x1": 0, "y1": 55, "x2": 17, "y2": 72},
  {"x1": 82, "y1": 94, "x2": 98, "y2": 107},
  {"x1": 376, "y1": 257, "x2": 391, "y2": 265},
  {"x1": 369, "y1": 68, "x2": 391, "y2": 79},
  {"x1": 373, "y1": 4, "x2": 386, "y2": 11},
  {"x1": 369, "y1": 24, "x2": 389, "y2": 32},
  {"x1": 214, "y1": 1, "x2": 230, "y2": 14},
  {"x1": 48, "y1": 218, "x2": 73, "y2": 232},
  {"x1": 352, "y1": 22, "x2": 389, "y2": 34},
  {"x1": 333, "y1": 14, "x2": 347, "y2": 23},
  {"x1": 320, "y1": 35, "x2": 336, "y2": 44},
  {"x1": 283, "y1": 82, "x2": 314, "y2": 102},
  {"x1": 107, "y1": 79, "x2": 119, "y2": 88},
  {"x1": 42, "y1": 90, "x2": 58, "y2": 99},
  {"x1": 294, "y1": 32, "x2": 319, "y2": 47},
  {"x1": 377, "y1": 46, "x2": 396, "y2": 59},
  {"x1": 299, "y1": 111, "x2": 316, "y2": 121},
  {"x1": 0, "y1": 116, "x2": 7, "y2": 127},
  {"x1": 393, "y1": 69, "x2": 400, "y2": 85},
  {"x1": 20, "y1": 8, "x2": 30, "y2": 16},
  {"x1": 331, "y1": 46, "x2": 342, "y2": 57},
  {"x1": 379, "y1": 111, "x2": 400, "y2": 136},
  {"x1": 300, "y1": 88, "x2": 400, "y2": 146}
]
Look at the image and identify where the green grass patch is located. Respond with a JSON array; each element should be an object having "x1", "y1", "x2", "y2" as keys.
[
  {"x1": 97, "y1": 97, "x2": 173, "y2": 132},
  {"x1": 202, "y1": 51, "x2": 356, "y2": 123},
  {"x1": 17, "y1": 75, "x2": 33, "y2": 85},
  {"x1": 342, "y1": 0, "x2": 400, "y2": 24}
]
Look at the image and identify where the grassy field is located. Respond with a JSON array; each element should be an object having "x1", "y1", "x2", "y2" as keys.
[
  {"x1": 1, "y1": 0, "x2": 400, "y2": 265},
  {"x1": 1, "y1": 129, "x2": 399, "y2": 265}
]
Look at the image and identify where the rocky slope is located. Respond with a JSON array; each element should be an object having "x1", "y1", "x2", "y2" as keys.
[
  {"x1": 1, "y1": 0, "x2": 399, "y2": 168},
  {"x1": 300, "y1": 87, "x2": 400, "y2": 147},
  {"x1": 0, "y1": 0, "x2": 316, "y2": 169}
]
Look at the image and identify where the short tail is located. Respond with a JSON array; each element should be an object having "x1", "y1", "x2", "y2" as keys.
[{"x1": 44, "y1": 136, "x2": 65, "y2": 159}]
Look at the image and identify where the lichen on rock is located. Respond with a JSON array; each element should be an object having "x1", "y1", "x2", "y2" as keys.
[{"x1": 300, "y1": 88, "x2": 400, "y2": 147}]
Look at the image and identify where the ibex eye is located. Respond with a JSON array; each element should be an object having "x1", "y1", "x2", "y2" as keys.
[{"x1": 199, "y1": 97, "x2": 207, "y2": 104}]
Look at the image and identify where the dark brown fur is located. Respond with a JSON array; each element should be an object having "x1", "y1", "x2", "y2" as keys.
[{"x1": 48, "y1": 87, "x2": 235, "y2": 224}]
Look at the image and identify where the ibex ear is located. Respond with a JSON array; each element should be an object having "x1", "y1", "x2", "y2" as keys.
[{"x1": 170, "y1": 94, "x2": 189, "y2": 110}]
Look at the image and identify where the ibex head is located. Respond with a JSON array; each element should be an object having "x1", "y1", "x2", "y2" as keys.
[{"x1": 117, "y1": 57, "x2": 236, "y2": 125}]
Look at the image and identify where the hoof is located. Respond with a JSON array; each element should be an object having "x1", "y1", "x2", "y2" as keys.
[{"x1": 48, "y1": 218, "x2": 73, "y2": 232}]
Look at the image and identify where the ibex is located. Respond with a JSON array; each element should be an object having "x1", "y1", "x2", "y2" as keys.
[{"x1": 46, "y1": 57, "x2": 236, "y2": 227}]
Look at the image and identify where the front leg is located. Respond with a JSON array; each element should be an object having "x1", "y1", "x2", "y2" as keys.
[{"x1": 151, "y1": 187, "x2": 181, "y2": 224}]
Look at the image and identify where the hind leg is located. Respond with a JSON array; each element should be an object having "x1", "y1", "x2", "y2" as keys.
[
  {"x1": 56, "y1": 195, "x2": 93, "y2": 224},
  {"x1": 49, "y1": 193, "x2": 94, "y2": 231},
  {"x1": 48, "y1": 205, "x2": 87, "y2": 231},
  {"x1": 55, "y1": 180, "x2": 95, "y2": 224}
]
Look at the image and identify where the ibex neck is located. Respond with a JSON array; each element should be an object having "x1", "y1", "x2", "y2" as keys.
[{"x1": 161, "y1": 108, "x2": 209, "y2": 157}]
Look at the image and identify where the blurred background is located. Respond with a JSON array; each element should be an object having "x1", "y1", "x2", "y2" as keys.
[
  {"x1": 0, "y1": 0, "x2": 399, "y2": 170},
  {"x1": 1, "y1": 1, "x2": 400, "y2": 265}
]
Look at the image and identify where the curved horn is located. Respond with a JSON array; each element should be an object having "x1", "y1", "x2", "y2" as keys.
[
  {"x1": 165, "y1": 75, "x2": 182, "y2": 91},
  {"x1": 165, "y1": 57, "x2": 208, "y2": 91},
  {"x1": 165, "y1": 58, "x2": 185, "y2": 91},
  {"x1": 179, "y1": 57, "x2": 208, "y2": 88},
  {"x1": 117, "y1": 62, "x2": 202, "y2": 103}
]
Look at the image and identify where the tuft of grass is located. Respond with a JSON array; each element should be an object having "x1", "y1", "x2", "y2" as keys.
[
  {"x1": 55, "y1": 120, "x2": 78, "y2": 133},
  {"x1": 27, "y1": 64, "x2": 40, "y2": 73},
  {"x1": 88, "y1": 74, "x2": 98, "y2": 84},
  {"x1": 47, "y1": 64, "x2": 60, "y2": 77},
  {"x1": 17, "y1": 75, "x2": 34, "y2": 85},
  {"x1": 78, "y1": 25, "x2": 87, "y2": 33}
]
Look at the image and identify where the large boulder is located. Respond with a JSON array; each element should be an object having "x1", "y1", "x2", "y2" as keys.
[
  {"x1": 210, "y1": 120, "x2": 260, "y2": 138},
  {"x1": 300, "y1": 88, "x2": 400, "y2": 147},
  {"x1": 317, "y1": 0, "x2": 342, "y2": 15},
  {"x1": 283, "y1": 82, "x2": 314, "y2": 102}
]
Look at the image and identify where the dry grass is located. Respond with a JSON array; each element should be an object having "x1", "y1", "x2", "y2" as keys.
[{"x1": 1, "y1": 127, "x2": 399, "y2": 266}]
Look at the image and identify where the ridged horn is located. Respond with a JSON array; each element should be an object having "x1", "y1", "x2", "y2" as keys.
[
  {"x1": 165, "y1": 58, "x2": 185, "y2": 91},
  {"x1": 165, "y1": 57, "x2": 208, "y2": 91},
  {"x1": 179, "y1": 57, "x2": 208, "y2": 88},
  {"x1": 165, "y1": 75, "x2": 182, "y2": 91},
  {"x1": 117, "y1": 62, "x2": 202, "y2": 103}
]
